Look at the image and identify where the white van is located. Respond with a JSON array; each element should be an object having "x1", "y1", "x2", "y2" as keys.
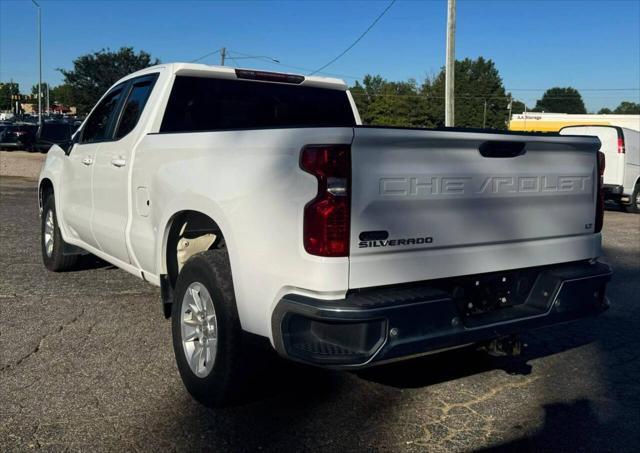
[{"x1": 561, "y1": 125, "x2": 640, "y2": 213}]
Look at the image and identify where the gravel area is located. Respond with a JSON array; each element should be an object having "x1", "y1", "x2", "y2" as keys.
[{"x1": 0, "y1": 151, "x2": 46, "y2": 180}]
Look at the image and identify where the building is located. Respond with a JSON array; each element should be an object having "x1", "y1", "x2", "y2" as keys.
[
  {"x1": 509, "y1": 112, "x2": 640, "y2": 132},
  {"x1": 21, "y1": 102, "x2": 76, "y2": 115}
]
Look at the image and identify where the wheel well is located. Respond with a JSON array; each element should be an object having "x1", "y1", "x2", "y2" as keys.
[
  {"x1": 165, "y1": 211, "x2": 225, "y2": 289},
  {"x1": 39, "y1": 178, "x2": 54, "y2": 210}
]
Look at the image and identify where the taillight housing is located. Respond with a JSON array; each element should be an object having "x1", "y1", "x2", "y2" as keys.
[
  {"x1": 617, "y1": 137, "x2": 625, "y2": 154},
  {"x1": 595, "y1": 150, "x2": 605, "y2": 233},
  {"x1": 300, "y1": 145, "x2": 351, "y2": 257}
]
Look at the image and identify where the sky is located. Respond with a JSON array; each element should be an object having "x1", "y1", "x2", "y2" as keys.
[{"x1": 1, "y1": 0, "x2": 639, "y2": 112}]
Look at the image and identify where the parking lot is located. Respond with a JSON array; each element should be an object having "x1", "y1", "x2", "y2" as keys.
[{"x1": 1, "y1": 169, "x2": 639, "y2": 452}]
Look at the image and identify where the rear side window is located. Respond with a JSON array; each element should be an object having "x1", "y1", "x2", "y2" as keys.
[
  {"x1": 81, "y1": 85, "x2": 125, "y2": 143},
  {"x1": 115, "y1": 75, "x2": 158, "y2": 139},
  {"x1": 160, "y1": 76, "x2": 356, "y2": 132}
]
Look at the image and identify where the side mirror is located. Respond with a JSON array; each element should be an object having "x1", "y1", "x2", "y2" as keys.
[{"x1": 62, "y1": 131, "x2": 79, "y2": 155}]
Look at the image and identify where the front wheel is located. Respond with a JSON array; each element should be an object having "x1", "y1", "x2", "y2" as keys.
[
  {"x1": 41, "y1": 196, "x2": 78, "y2": 271},
  {"x1": 171, "y1": 250, "x2": 258, "y2": 407}
]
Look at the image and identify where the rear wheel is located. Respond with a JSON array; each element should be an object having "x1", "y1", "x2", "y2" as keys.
[
  {"x1": 41, "y1": 196, "x2": 78, "y2": 271},
  {"x1": 171, "y1": 250, "x2": 258, "y2": 407},
  {"x1": 625, "y1": 184, "x2": 640, "y2": 213}
]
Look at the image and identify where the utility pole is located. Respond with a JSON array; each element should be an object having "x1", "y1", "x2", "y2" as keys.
[
  {"x1": 220, "y1": 47, "x2": 226, "y2": 66},
  {"x1": 31, "y1": 0, "x2": 42, "y2": 126},
  {"x1": 46, "y1": 83, "x2": 50, "y2": 115},
  {"x1": 482, "y1": 99, "x2": 487, "y2": 129},
  {"x1": 445, "y1": 0, "x2": 456, "y2": 127},
  {"x1": 9, "y1": 78, "x2": 14, "y2": 114}
]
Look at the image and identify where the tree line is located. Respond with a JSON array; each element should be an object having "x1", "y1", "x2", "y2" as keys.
[
  {"x1": 1, "y1": 48, "x2": 639, "y2": 123},
  {"x1": 351, "y1": 57, "x2": 516, "y2": 129},
  {"x1": 351, "y1": 65, "x2": 639, "y2": 128}
]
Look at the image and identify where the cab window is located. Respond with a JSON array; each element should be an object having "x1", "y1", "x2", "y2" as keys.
[
  {"x1": 80, "y1": 84, "x2": 125, "y2": 143},
  {"x1": 114, "y1": 75, "x2": 158, "y2": 140}
]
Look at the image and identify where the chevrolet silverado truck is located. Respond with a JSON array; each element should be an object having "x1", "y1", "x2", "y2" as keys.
[{"x1": 39, "y1": 63, "x2": 612, "y2": 407}]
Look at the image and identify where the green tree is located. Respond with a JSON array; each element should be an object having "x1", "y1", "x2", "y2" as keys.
[
  {"x1": 422, "y1": 57, "x2": 511, "y2": 129},
  {"x1": 613, "y1": 101, "x2": 640, "y2": 114},
  {"x1": 349, "y1": 77, "x2": 376, "y2": 123},
  {"x1": 351, "y1": 75, "x2": 429, "y2": 127},
  {"x1": 58, "y1": 47, "x2": 159, "y2": 114},
  {"x1": 31, "y1": 82, "x2": 50, "y2": 96},
  {"x1": 50, "y1": 84, "x2": 74, "y2": 106},
  {"x1": 598, "y1": 107, "x2": 613, "y2": 114},
  {"x1": 534, "y1": 87, "x2": 586, "y2": 114},
  {"x1": 30, "y1": 82, "x2": 50, "y2": 109},
  {"x1": 0, "y1": 82, "x2": 20, "y2": 111},
  {"x1": 510, "y1": 99, "x2": 528, "y2": 114}
]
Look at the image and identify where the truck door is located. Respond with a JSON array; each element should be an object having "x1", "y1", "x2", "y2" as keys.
[
  {"x1": 91, "y1": 74, "x2": 158, "y2": 264},
  {"x1": 61, "y1": 83, "x2": 127, "y2": 249}
]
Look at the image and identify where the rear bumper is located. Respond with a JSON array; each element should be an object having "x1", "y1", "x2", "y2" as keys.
[{"x1": 271, "y1": 261, "x2": 612, "y2": 369}]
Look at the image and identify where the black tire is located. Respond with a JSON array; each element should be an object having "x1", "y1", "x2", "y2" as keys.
[
  {"x1": 624, "y1": 184, "x2": 640, "y2": 214},
  {"x1": 171, "y1": 249, "x2": 256, "y2": 407},
  {"x1": 41, "y1": 196, "x2": 78, "y2": 271}
]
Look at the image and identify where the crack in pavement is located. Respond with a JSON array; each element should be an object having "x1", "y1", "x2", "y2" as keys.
[
  {"x1": 1, "y1": 307, "x2": 86, "y2": 372},
  {"x1": 408, "y1": 376, "x2": 541, "y2": 449}
]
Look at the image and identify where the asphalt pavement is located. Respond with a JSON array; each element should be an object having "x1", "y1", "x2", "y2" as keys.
[{"x1": 1, "y1": 175, "x2": 639, "y2": 452}]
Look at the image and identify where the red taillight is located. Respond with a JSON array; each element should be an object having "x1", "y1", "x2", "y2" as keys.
[
  {"x1": 595, "y1": 151, "x2": 605, "y2": 233},
  {"x1": 617, "y1": 137, "x2": 625, "y2": 154},
  {"x1": 300, "y1": 145, "x2": 351, "y2": 257}
]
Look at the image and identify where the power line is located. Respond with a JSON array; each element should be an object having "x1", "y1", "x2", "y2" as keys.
[
  {"x1": 356, "y1": 93, "x2": 585, "y2": 98},
  {"x1": 227, "y1": 49, "x2": 361, "y2": 79},
  {"x1": 190, "y1": 46, "x2": 640, "y2": 95},
  {"x1": 227, "y1": 49, "x2": 279, "y2": 63},
  {"x1": 353, "y1": 93, "x2": 635, "y2": 100},
  {"x1": 507, "y1": 88, "x2": 640, "y2": 92},
  {"x1": 188, "y1": 47, "x2": 640, "y2": 97},
  {"x1": 272, "y1": 62, "x2": 361, "y2": 79},
  {"x1": 309, "y1": 0, "x2": 396, "y2": 75},
  {"x1": 190, "y1": 48, "x2": 221, "y2": 63}
]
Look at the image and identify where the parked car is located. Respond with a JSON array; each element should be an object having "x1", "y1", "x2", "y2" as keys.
[
  {"x1": 560, "y1": 125, "x2": 640, "y2": 213},
  {"x1": 33, "y1": 122, "x2": 76, "y2": 153},
  {"x1": 0, "y1": 124, "x2": 9, "y2": 144},
  {"x1": 38, "y1": 64, "x2": 612, "y2": 407},
  {"x1": 0, "y1": 124, "x2": 38, "y2": 150}
]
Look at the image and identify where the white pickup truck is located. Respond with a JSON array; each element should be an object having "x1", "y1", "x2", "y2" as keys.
[{"x1": 39, "y1": 63, "x2": 612, "y2": 407}]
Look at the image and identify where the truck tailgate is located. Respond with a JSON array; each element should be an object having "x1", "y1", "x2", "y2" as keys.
[{"x1": 349, "y1": 127, "x2": 602, "y2": 289}]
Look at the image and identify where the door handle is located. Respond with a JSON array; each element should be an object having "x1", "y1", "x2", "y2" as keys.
[
  {"x1": 111, "y1": 157, "x2": 126, "y2": 168},
  {"x1": 478, "y1": 141, "x2": 526, "y2": 158},
  {"x1": 82, "y1": 156, "x2": 93, "y2": 166}
]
